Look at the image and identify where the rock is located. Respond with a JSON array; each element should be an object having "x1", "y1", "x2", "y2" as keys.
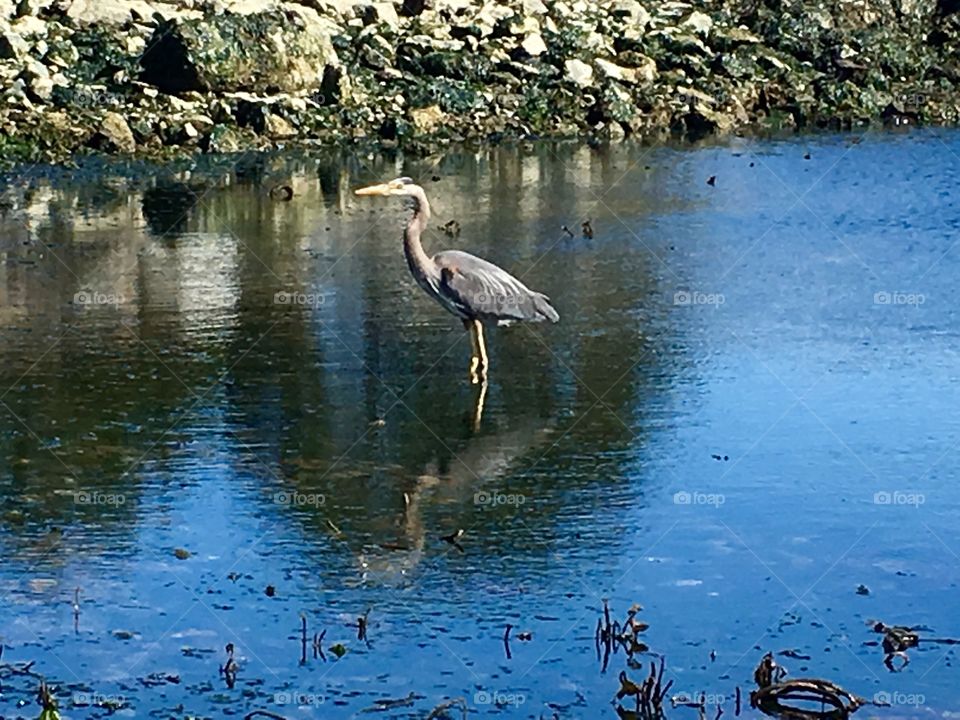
[
  {"x1": 636, "y1": 55, "x2": 658, "y2": 83},
  {"x1": 564, "y1": 58, "x2": 594, "y2": 86},
  {"x1": 472, "y1": 2, "x2": 513, "y2": 37},
  {"x1": 264, "y1": 112, "x2": 296, "y2": 138},
  {"x1": 312, "y1": 0, "x2": 356, "y2": 16},
  {"x1": 434, "y1": 0, "x2": 472, "y2": 11},
  {"x1": 510, "y1": 15, "x2": 539, "y2": 35},
  {"x1": 899, "y1": 0, "x2": 930, "y2": 16},
  {"x1": 681, "y1": 10, "x2": 713, "y2": 35},
  {"x1": 595, "y1": 58, "x2": 637, "y2": 83},
  {"x1": 139, "y1": 7, "x2": 338, "y2": 94},
  {"x1": 64, "y1": 0, "x2": 189, "y2": 26},
  {"x1": 718, "y1": 26, "x2": 761, "y2": 45},
  {"x1": 0, "y1": 26, "x2": 27, "y2": 59},
  {"x1": 606, "y1": 120, "x2": 626, "y2": 141},
  {"x1": 10, "y1": 15, "x2": 46, "y2": 37},
  {"x1": 93, "y1": 112, "x2": 136, "y2": 153},
  {"x1": 520, "y1": 32, "x2": 547, "y2": 56},
  {"x1": 410, "y1": 104, "x2": 445, "y2": 133},
  {"x1": 367, "y1": 1, "x2": 399, "y2": 29},
  {"x1": 611, "y1": 0, "x2": 650, "y2": 27},
  {"x1": 399, "y1": 0, "x2": 426, "y2": 16},
  {"x1": 23, "y1": 58, "x2": 54, "y2": 100},
  {"x1": 186, "y1": 114, "x2": 214, "y2": 132},
  {"x1": 202, "y1": 123, "x2": 245, "y2": 152},
  {"x1": 3, "y1": 76, "x2": 28, "y2": 106}
]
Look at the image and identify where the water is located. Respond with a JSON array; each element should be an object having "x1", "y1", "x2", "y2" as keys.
[{"x1": 0, "y1": 130, "x2": 958, "y2": 718}]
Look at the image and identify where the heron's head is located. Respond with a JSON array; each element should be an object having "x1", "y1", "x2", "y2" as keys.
[{"x1": 354, "y1": 177, "x2": 418, "y2": 197}]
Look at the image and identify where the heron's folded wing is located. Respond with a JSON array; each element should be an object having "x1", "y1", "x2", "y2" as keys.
[{"x1": 435, "y1": 251, "x2": 547, "y2": 322}]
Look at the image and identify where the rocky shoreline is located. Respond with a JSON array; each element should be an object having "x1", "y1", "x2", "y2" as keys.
[{"x1": 1, "y1": 0, "x2": 959, "y2": 165}]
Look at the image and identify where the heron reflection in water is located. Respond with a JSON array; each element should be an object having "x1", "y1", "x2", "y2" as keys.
[{"x1": 354, "y1": 178, "x2": 560, "y2": 385}]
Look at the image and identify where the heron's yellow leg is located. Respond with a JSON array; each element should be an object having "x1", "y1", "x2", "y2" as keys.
[{"x1": 468, "y1": 320, "x2": 488, "y2": 384}]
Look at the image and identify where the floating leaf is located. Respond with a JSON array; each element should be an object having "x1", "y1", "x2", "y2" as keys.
[{"x1": 329, "y1": 643, "x2": 347, "y2": 658}]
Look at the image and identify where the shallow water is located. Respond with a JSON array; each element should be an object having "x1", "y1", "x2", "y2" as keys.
[{"x1": 1, "y1": 130, "x2": 958, "y2": 718}]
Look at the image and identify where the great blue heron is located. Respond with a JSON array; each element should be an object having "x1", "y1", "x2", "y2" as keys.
[{"x1": 355, "y1": 177, "x2": 560, "y2": 383}]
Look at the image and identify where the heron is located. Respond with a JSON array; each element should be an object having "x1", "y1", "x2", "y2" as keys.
[{"x1": 355, "y1": 177, "x2": 559, "y2": 384}]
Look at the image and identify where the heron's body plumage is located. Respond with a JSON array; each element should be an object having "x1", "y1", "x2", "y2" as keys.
[{"x1": 433, "y1": 250, "x2": 559, "y2": 325}]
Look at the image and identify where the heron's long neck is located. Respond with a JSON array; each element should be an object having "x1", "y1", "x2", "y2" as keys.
[{"x1": 403, "y1": 188, "x2": 433, "y2": 279}]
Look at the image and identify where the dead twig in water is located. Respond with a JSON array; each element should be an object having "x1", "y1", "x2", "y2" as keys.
[
  {"x1": 357, "y1": 608, "x2": 371, "y2": 643},
  {"x1": 37, "y1": 679, "x2": 57, "y2": 709},
  {"x1": 244, "y1": 712, "x2": 289, "y2": 720},
  {"x1": 503, "y1": 624, "x2": 512, "y2": 660},
  {"x1": 872, "y1": 622, "x2": 919, "y2": 671},
  {"x1": 615, "y1": 658, "x2": 673, "y2": 719},
  {"x1": 598, "y1": 600, "x2": 649, "y2": 672},
  {"x1": 0, "y1": 659, "x2": 43, "y2": 682},
  {"x1": 313, "y1": 629, "x2": 326, "y2": 661},
  {"x1": 364, "y1": 691, "x2": 420, "y2": 712},
  {"x1": 425, "y1": 696, "x2": 467, "y2": 719},
  {"x1": 220, "y1": 643, "x2": 238, "y2": 689},
  {"x1": 753, "y1": 652, "x2": 786, "y2": 688}
]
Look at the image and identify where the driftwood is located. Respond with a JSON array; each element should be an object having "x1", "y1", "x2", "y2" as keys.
[
  {"x1": 751, "y1": 653, "x2": 868, "y2": 719},
  {"x1": 0, "y1": 660, "x2": 41, "y2": 680},
  {"x1": 752, "y1": 678, "x2": 866, "y2": 718}
]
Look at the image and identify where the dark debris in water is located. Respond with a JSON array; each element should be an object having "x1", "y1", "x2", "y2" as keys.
[{"x1": 749, "y1": 651, "x2": 888, "y2": 719}]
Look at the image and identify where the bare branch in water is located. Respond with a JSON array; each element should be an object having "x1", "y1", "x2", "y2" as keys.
[{"x1": 426, "y1": 696, "x2": 467, "y2": 719}]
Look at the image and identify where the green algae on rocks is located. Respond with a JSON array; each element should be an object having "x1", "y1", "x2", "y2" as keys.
[{"x1": 0, "y1": 0, "x2": 958, "y2": 164}]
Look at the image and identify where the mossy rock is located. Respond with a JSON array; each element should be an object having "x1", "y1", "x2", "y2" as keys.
[{"x1": 140, "y1": 8, "x2": 338, "y2": 94}]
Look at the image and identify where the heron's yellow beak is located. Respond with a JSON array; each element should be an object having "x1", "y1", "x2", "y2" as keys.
[{"x1": 354, "y1": 183, "x2": 393, "y2": 196}]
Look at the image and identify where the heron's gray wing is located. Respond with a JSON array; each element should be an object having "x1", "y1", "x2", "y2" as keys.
[{"x1": 434, "y1": 250, "x2": 559, "y2": 323}]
